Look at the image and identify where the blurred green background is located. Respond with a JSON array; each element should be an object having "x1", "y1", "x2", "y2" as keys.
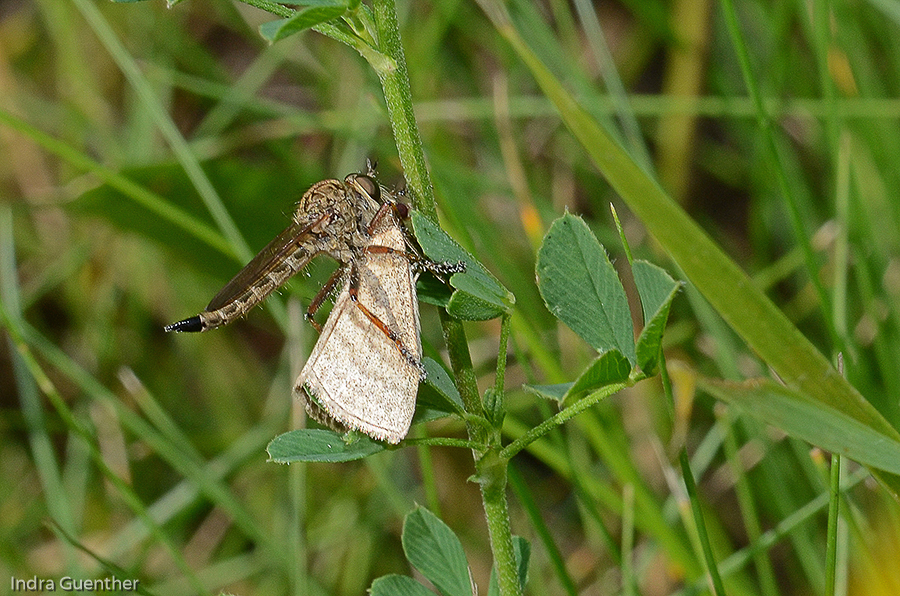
[{"x1": 2, "y1": 0, "x2": 900, "y2": 594}]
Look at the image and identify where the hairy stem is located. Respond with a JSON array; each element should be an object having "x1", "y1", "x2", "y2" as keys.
[
  {"x1": 500, "y1": 382, "x2": 627, "y2": 461},
  {"x1": 370, "y1": 0, "x2": 437, "y2": 220},
  {"x1": 369, "y1": 3, "x2": 514, "y2": 593},
  {"x1": 236, "y1": 1, "x2": 515, "y2": 590},
  {"x1": 479, "y1": 450, "x2": 522, "y2": 596}
]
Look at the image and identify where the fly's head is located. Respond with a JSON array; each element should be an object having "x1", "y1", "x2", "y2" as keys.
[
  {"x1": 344, "y1": 172, "x2": 381, "y2": 206},
  {"x1": 344, "y1": 172, "x2": 384, "y2": 226},
  {"x1": 343, "y1": 171, "x2": 390, "y2": 242}
]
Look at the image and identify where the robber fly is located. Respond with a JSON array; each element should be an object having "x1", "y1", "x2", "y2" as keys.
[{"x1": 165, "y1": 171, "x2": 385, "y2": 334}]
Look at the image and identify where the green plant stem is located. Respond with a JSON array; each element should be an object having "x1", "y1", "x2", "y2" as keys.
[
  {"x1": 366, "y1": 3, "x2": 514, "y2": 593},
  {"x1": 825, "y1": 454, "x2": 841, "y2": 596},
  {"x1": 494, "y1": 314, "x2": 511, "y2": 394},
  {"x1": 438, "y1": 308, "x2": 486, "y2": 434},
  {"x1": 500, "y1": 382, "x2": 627, "y2": 461},
  {"x1": 370, "y1": 0, "x2": 437, "y2": 220},
  {"x1": 479, "y1": 450, "x2": 522, "y2": 596},
  {"x1": 679, "y1": 449, "x2": 726, "y2": 596},
  {"x1": 402, "y1": 437, "x2": 486, "y2": 450},
  {"x1": 718, "y1": 412, "x2": 778, "y2": 596}
]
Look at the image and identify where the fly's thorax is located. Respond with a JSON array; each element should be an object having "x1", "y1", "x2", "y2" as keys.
[{"x1": 292, "y1": 179, "x2": 346, "y2": 230}]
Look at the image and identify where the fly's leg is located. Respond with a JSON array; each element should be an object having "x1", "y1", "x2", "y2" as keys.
[
  {"x1": 305, "y1": 265, "x2": 346, "y2": 333},
  {"x1": 364, "y1": 202, "x2": 466, "y2": 282},
  {"x1": 346, "y1": 261, "x2": 426, "y2": 380},
  {"x1": 361, "y1": 181, "x2": 465, "y2": 278},
  {"x1": 365, "y1": 202, "x2": 396, "y2": 234},
  {"x1": 363, "y1": 244, "x2": 466, "y2": 280}
]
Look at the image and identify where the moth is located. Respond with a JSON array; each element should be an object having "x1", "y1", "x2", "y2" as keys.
[
  {"x1": 166, "y1": 167, "x2": 463, "y2": 443},
  {"x1": 298, "y1": 202, "x2": 423, "y2": 443}
]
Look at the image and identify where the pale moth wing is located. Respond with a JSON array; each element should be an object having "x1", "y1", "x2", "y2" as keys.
[{"x1": 296, "y1": 207, "x2": 421, "y2": 444}]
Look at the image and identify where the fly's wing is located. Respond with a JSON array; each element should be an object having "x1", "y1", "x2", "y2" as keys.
[
  {"x1": 206, "y1": 214, "x2": 326, "y2": 311},
  {"x1": 295, "y1": 214, "x2": 421, "y2": 444},
  {"x1": 166, "y1": 214, "x2": 326, "y2": 332}
]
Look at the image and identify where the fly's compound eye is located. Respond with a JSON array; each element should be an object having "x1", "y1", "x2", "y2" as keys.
[{"x1": 349, "y1": 174, "x2": 381, "y2": 203}]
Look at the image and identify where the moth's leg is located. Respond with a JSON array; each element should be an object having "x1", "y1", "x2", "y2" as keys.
[
  {"x1": 305, "y1": 265, "x2": 346, "y2": 333},
  {"x1": 346, "y1": 261, "x2": 426, "y2": 380}
]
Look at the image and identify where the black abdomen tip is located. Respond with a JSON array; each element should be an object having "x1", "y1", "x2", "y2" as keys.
[{"x1": 164, "y1": 316, "x2": 204, "y2": 333}]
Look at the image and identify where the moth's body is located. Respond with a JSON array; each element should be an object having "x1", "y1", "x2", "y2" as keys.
[{"x1": 164, "y1": 175, "x2": 382, "y2": 333}]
